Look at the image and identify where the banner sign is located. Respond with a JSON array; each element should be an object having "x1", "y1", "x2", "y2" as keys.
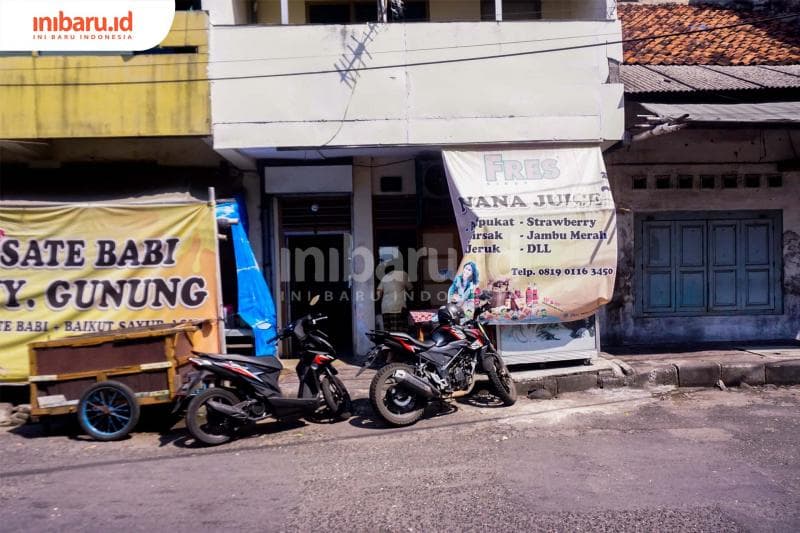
[
  {"x1": 444, "y1": 147, "x2": 617, "y2": 324},
  {"x1": 0, "y1": 202, "x2": 221, "y2": 381}
]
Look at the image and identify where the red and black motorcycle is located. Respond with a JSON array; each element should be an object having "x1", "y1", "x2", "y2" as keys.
[
  {"x1": 180, "y1": 295, "x2": 351, "y2": 445},
  {"x1": 362, "y1": 297, "x2": 516, "y2": 426}
]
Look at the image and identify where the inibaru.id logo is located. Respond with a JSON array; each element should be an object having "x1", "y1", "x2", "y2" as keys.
[
  {"x1": 0, "y1": 0, "x2": 174, "y2": 51},
  {"x1": 33, "y1": 10, "x2": 134, "y2": 40}
]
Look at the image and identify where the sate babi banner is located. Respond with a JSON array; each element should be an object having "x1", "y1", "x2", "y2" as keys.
[
  {"x1": 444, "y1": 147, "x2": 617, "y2": 324},
  {"x1": 0, "y1": 202, "x2": 221, "y2": 381}
]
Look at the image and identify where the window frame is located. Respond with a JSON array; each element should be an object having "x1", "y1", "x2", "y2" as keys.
[
  {"x1": 634, "y1": 210, "x2": 783, "y2": 318},
  {"x1": 305, "y1": 1, "x2": 429, "y2": 24}
]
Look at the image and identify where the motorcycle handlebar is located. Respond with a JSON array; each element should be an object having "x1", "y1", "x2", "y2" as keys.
[{"x1": 311, "y1": 315, "x2": 328, "y2": 325}]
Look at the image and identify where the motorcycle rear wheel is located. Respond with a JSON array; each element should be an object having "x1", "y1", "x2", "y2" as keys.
[
  {"x1": 369, "y1": 363, "x2": 426, "y2": 427},
  {"x1": 186, "y1": 388, "x2": 239, "y2": 446},
  {"x1": 320, "y1": 374, "x2": 352, "y2": 421},
  {"x1": 487, "y1": 354, "x2": 517, "y2": 406}
]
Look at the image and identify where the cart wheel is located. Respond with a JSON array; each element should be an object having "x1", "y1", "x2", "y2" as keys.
[{"x1": 77, "y1": 381, "x2": 140, "y2": 441}]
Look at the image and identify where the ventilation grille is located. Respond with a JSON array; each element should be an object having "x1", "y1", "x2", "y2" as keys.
[
  {"x1": 373, "y1": 195, "x2": 417, "y2": 229},
  {"x1": 630, "y1": 173, "x2": 783, "y2": 190},
  {"x1": 279, "y1": 196, "x2": 351, "y2": 232}
]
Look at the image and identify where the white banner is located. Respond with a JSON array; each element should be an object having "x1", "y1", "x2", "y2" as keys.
[
  {"x1": 0, "y1": 0, "x2": 174, "y2": 52},
  {"x1": 443, "y1": 147, "x2": 617, "y2": 324}
]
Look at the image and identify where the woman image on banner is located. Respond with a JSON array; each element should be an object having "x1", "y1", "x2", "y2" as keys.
[{"x1": 448, "y1": 261, "x2": 480, "y2": 307}]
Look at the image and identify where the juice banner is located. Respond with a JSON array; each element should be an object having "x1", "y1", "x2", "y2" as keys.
[
  {"x1": 0, "y1": 202, "x2": 221, "y2": 381},
  {"x1": 444, "y1": 147, "x2": 617, "y2": 324}
]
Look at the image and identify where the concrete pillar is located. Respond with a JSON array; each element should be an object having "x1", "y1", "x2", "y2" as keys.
[
  {"x1": 280, "y1": 0, "x2": 289, "y2": 24},
  {"x1": 352, "y1": 159, "x2": 375, "y2": 357},
  {"x1": 378, "y1": 0, "x2": 388, "y2": 22}
]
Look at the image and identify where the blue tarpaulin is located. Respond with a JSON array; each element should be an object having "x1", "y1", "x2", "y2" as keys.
[{"x1": 216, "y1": 200, "x2": 277, "y2": 356}]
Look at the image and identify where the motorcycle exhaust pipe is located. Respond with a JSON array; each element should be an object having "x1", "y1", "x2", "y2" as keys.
[
  {"x1": 206, "y1": 399, "x2": 248, "y2": 420},
  {"x1": 394, "y1": 369, "x2": 439, "y2": 399}
]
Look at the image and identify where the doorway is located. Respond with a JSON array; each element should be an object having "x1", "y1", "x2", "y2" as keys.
[{"x1": 285, "y1": 233, "x2": 353, "y2": 356}]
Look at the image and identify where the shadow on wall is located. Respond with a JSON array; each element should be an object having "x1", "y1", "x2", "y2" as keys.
[{"x1": 0, "y1": 164, "x2": 241, "y2": 202}]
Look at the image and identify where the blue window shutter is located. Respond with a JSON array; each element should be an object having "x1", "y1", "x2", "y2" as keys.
[
  {"x1": 742, "y1": 219, "x2": 773, "y2": 309},
  {"x1": 636, "y1": 211, "x2": 780, "y2": 317},
  {"x1": 643, "y1": 221, "x2": 674, "y2": 312},
  {"x1": 676, "y1": 221, "x2": 706, "y2": 311},
  {"x1": 709, "y1": 221, "x2": 738, "y2": 310}
]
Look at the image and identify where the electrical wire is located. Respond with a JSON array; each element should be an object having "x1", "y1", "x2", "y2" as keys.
[
  {"x1": 0, "y1": 28, "x2": 625, "y2": 73},
  {"x1": 0, "y1": 11, "x2": 796, "y2": 87},
  {"x1": 352, "y1": 158, "x2": 416, "y2": 168}
]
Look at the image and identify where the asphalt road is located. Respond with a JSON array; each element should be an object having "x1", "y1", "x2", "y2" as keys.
[{"x1": 1, "y1": 383, "x2": 799, "y2": 532}]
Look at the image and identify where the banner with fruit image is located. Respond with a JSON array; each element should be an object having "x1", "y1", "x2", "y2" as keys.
[{"x1": 443, "y1": 147, "x2": 616, "y2": 324}]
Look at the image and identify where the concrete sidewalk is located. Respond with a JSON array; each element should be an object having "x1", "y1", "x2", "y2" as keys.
[
  {"x1": 614, "y1": 343, "x2": 800, "y2": 389},
  {"x1": 302, "y1": 343, "x2": 800, "y2": 400},
  {"x1": 510, "y1": 343, "x2": 800, "y2": 397}
]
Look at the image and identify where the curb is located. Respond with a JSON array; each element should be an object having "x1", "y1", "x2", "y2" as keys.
[
  {"x1": 512, "y1": 357, "x2": 800, "y2": 397},
  {"x1": 513, "y1": 368, "x2": 616, "y2": 397},
  {"x1": 765, "y1": 359, "x2": 800, "y2": 385},
  {"x1": 626, "y1": 359, "x2": 800, "y2": 389}
]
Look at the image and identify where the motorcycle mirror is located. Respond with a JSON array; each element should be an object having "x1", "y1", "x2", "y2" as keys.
[{"x1": 310, "y1": 294, "x2": 320, "y2": 306}]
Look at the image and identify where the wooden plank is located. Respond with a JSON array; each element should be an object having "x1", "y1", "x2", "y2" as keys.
[
  {"x1": 27, "y1": 320, "x2": 206, "y2": 349},
  {"x1": 165, "y1": 336, "x2": 177, "y2": 398},
  {"x1": 32, "y1": 389, "x2": 172, "y2": 416},
  {"x1": 30, "y1": 365, "x2": 152, "y2": 383},
  {"x1": 28, "y1": 342, "x2": 39, "y2": 411},
  {"x1": 35, "y1": 338, "x2": 167, "y2": 375},
  {"x1": 32, "y1": 405, "x2": 74, "y2": 416}
]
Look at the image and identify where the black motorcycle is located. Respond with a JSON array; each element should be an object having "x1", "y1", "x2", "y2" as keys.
[
  {"x1": 181, "y1": 296, "x2": 351, "y2": 445},
  {"x1": 366, "y1": 298, "x2": 516, "y2": 427}
]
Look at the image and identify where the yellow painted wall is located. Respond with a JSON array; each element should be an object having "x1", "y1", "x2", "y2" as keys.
[
  {"x1": 429, "y1": 0, "x2": 480, "y2": 22},
  {"x1": 256, "y1": 0, "x2": 312, "y2": 24},
  {"x1": 0, "y1": 12, "x2": 210, "y2": 139}
]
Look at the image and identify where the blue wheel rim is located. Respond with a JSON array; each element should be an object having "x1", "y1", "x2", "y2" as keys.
[{"x1": 80, "y1": 387, "x2": 132, "y2": 437}]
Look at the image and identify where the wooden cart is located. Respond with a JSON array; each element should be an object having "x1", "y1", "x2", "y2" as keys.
[{"x1": 28, "y1": 321, "x2": 209, "y2": 440}]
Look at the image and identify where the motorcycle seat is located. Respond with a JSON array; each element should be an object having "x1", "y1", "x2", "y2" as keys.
[
  {"x1": 195, "y1": 351, "x2": 284, "y2": 372},
  {"x1": 387, "y1": 331, "x2": 435, "y2": 349}
]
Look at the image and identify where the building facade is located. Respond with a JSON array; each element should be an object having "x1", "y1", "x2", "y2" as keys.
[
  {"x1": 4, "y1": 2, "x2": 798, "y2": 360},
  {"x1": 202, "y1": 0, "x2": 625, "y2": 355},
  {"x1": 599, "y1": 3, "x2": 800, "y2": 345}
]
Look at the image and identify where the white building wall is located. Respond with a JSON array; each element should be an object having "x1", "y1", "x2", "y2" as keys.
[{"x1": 209, "y1": 21, "x2": 624, "y2": 151}]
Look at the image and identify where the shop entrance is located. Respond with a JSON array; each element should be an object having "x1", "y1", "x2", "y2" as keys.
[
  {"x1": 278, "y1": 195, "x2": 354, "y2": 357},
  {"x1": 285, "y1": 233, "x2": 353, "y2": 356}
]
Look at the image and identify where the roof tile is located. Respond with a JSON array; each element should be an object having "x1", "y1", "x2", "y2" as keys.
[{"x1": 619, "y1": 4, "x2": 800, "y2": 65}]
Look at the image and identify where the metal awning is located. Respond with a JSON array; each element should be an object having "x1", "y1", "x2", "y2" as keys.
[
  {"x1": 621, "y1": 65, "x2": 800, "y2": 94},
  {"x1": 640, "y1": 102, "x2": 800, "y2": 124}
]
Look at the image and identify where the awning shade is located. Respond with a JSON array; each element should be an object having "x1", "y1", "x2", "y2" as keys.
[{"x1": 641, "y1": 102, "x2": 800, "y2": 124}]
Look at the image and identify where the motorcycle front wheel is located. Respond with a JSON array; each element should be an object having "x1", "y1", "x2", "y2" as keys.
[
  {"x1": 319, "y1": 373, "x2": 352, "y2": 421},
  {"x1": 369, "y1": 363, "x2": 426, "y2": 427},
  {"x1": 487, "y1": 354, "x2": 518, "y2": 406},
  {"x1": 185, "y1": 388, "x2": 239, "y2": 446}
]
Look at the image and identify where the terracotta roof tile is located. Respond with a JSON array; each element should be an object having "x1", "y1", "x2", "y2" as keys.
[{"x1": 619, "y1": 4, "x2": 800, "y2": 65}]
